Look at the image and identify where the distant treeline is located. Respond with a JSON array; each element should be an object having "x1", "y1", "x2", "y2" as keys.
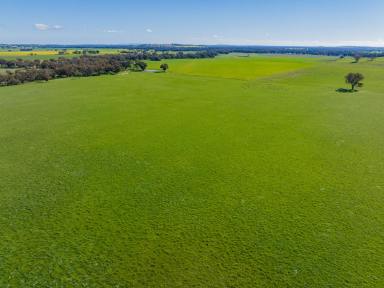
[
  {"x1": 2, "y1": 44, "x2": 384, "y2": 57},
  {"x1": 0, "y1": 51, "x2": 217, "y2": 86},
  {"x1": 210, "y1": 46, "x2": 384, "y2": 57}
]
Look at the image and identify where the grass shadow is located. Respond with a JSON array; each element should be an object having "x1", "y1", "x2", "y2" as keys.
[{"x1": 336, "y1": 88, "x2": 356, "y2": 93}]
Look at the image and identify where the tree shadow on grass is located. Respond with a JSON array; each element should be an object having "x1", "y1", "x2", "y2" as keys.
[{"x1": 336, "y1": 88, "x2": 356, "y2": 93}]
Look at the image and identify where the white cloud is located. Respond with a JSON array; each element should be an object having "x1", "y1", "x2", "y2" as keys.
[
  {"x1": 34, "y1": 23, "x2": 49, "y2": 31},
  {"x1": 146, "y1": 28, "x2": 153, "y2": 33},
  {"x1": 213, "y1": 34, "x2": 220, "y2": 39},
  {"x1": 34, "y1": 23, "x2": 63, "y2": 31},
  {"x1": 103, "y1": 29, "x2": 124, "y2": 33}
]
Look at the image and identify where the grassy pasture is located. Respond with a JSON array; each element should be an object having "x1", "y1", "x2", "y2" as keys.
[
  {"x1": 147, "y1": 54, "x2": 319, "y2": 80},
  {"x1": 0, "y1": 55, "x2": 384, "y2": 287}
]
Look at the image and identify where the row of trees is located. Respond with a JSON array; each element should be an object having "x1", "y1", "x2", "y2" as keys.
[
  {"x1": 4, "y1": 44, "x2": 384, "y2": 57},
  {"x1": 0, "y1": 59, "x2": 149, "y2": 86},
  {"x1": 0, "y1": 57, "x2": 147, "y2": 86},
  {"x1": 118, "y1": 50, "x2": 218, "y2": 61},
  {"x1": 350, "y1": 54, "x2": 380, "y2": 63},
  {"x1": 0, "y1": 51, "x2": 215, "y2": 86}
]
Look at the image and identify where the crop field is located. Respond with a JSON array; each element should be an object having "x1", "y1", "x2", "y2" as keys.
[
  {"x1": 0, "y1": 50, "x2": 60, "y2": 57},
  {"x1": 0, "y1": 50, "x2": 72, "y2": 60},
  {"x1": 0, "y1": 49, "x2": 122, "y2": 60},
  {"x1": 0, "y1": 53, "x2": 76, "y2": 61},
  {"x1": 0, "y1": 55, "x2": 383, "y2": 287}
]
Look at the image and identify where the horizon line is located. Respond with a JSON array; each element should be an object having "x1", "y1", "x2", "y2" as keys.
[{"x1": 2, "y1": 43, "x2": 384, "y2": 49}]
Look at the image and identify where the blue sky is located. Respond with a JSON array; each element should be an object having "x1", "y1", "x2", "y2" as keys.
[{"x1": 1, "y1": 0, "x2": 384, "y2": 46}]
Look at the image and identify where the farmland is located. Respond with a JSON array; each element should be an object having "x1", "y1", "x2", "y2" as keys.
[
  {"x1": 0, "y1": 55, "x2": 384, "y2": 287},
  {"x1": 0, "y1": 48, "x2": 123, "y2": 60},
  {"x1": 147, "y1": 54, "x2": 319, "y2": 79}
]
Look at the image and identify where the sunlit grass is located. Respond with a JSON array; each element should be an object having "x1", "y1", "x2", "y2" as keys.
[
  {"x1": 0, "y1": 55, "x2": 383, "y2": 287},
  {"x1": 147, "y1": 55, "x2": 319, "y2": 80}
]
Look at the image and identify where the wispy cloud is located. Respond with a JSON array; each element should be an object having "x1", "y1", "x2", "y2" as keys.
[
  {"x1": 34, "y1": 23, "x2": 63, "y2": 31},
  {"x1": 146, "y1": 28, "x2": 153, "y2": 33},
  {"x1": 103, "y1": 29, "x2": 123, "y2": 33},
  {"x1": 34, "y1": 23, "x2": 50, "y2": 31}
]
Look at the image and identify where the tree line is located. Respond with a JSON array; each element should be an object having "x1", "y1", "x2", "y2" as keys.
[
  {"x1": 0, "y1": 51, "x2": 217, "y2": 87},
  {"x1": 3, "y1": 44, "x2": 384, "y2": 57}
]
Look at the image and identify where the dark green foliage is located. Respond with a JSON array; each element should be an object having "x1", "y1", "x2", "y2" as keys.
[
  {"x1": 160, "y1": 63, "x2": 169, "y2": 72},
  {"x1": 134, "y1": 61, "x2": 147, "y2": 71},
  {"x1": 353, "y1": 54, "x2": 362, "y2": 63},
  {"x1": 345, "y1": 72, "x2": 364, "y2": 91}
]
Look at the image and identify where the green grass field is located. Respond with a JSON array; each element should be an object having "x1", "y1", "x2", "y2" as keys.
[
  {"x1": 0, "y1": 55, "x2": 383, "y2": 287},
  {"x1": 147, "y1": 54, "x2": 318, "y2": 80}
]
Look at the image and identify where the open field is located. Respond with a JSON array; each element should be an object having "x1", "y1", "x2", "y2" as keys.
[
  {"x1": 0, "y1": 53, "x2": 77, "y2": 61},
  {"x1": 0, "y1": 50, "x2": 76, "y2": 60},
  {"x1": 1, "y1": 55, "x2": 384, "y2": 287},
  {"x1": 0, "y1": 48, "x2": 122, "y2": 60},
  {"x1": 0, "y1": 50, "x2": 60, "y2": 57},
  {"x1": 147, "y1": 54, "x2": 318, "y2": 80}
]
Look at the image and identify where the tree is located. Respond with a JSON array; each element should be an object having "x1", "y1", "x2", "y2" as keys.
[
  {"x1": 345, "y1": 73, "x2": 364, "y2": 91},
  {"x1": 134, "y1": 61, "x2": 147, "y2": 71},
  {"x1": 353, "y1": 54, "x2": 362, "y2": 63},
  {"x1": 160, "y1": 63, "x2": 169, "y2": 72},
  {"x1": 36, "y1": 69, "x2": 52, "y2": 81}
]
